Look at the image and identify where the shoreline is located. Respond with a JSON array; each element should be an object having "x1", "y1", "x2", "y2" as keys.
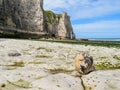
[{"x1": 0, "y1": 38, "x2": 120, "y2": 48}]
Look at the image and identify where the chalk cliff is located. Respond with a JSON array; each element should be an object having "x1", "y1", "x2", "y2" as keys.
[{"x1": 0, "y1": 0, "x2": 76, "y2": 39}]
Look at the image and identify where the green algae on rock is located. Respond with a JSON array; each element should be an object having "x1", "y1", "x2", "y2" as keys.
[{"x1": 95, "y1": 62, "x2": 120, "y2": 70}]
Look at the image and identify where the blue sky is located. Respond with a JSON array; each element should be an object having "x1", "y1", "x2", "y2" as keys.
[{"x1": 44, "y1": 0, "x2": 120, "y2": 38}]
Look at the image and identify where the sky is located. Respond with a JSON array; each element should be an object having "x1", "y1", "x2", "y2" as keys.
[{"x1": 44, "y1": 0, "x2": 120, "y2": 39}]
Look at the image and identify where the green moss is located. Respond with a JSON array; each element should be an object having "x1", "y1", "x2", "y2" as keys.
[
  {"x1": 1, "y1": 83, "x2": 18, "y2": 90},
  {"x1": 44, "y1": 10, "x2": 55, "y2": 16},
  {"x1": 14, "y1": 79, "x2": 30, "y2": 88},
  {"x1": 3, "y1": 62, "x2": 24, "y2": 67},
  {"x1": 57, "y1": 15, "x2": 61, "y2": 21},
  {"x1": 37, "y1": 47, "x2": 53, "y2": 52},
  {"x1": 37, "y1": 47, "x2": 47, "y2": 50},
  {"x1": 99, "y1": 56, "x2": 108, "y2": 59},
  {"x1": 8, "y1": 79, "x2": 30, "y2": 88},
  {"x1": 46, "y1": 68, "x2": 74, "y2": 74},
  {"x1": 22, "y1": 50, "x2": 29, "y2": 55},
  {"x1": 56, "y1": 85, "x2": 61, "y2": 87},
  {"x1": 28, "y1": 61, "x2": 45, "y2": 64},
  {"x1": 12, "y1": 62, "x2": 25, "y2": 67},
  {"x1": 46, "y1": 49, "x2": 53, "y2": 52},
  {"x1": 66, "y1": 62, "x2": 72, "y2": 64},
  {"x1": 2, "y1": 79, "x2": 31, "y2": 89},
  {"x1": 7, "y1": 67, "x2": 17, "y2": 70},
  {"x1": 35, "y1": 76, "x2": 47, "y2": 80},
  {"x1": 95, "y1": 62, "x2": 120, "y2": 70},
  {"x1": 36, "y1": 55, "x2": 52, "y2": 58},
  {"x1": 59, "y1": 58, "x2": 65, "y2": 60},
  {"x1": 113, "y1": 55, "x2": 120, "y2": 60}
]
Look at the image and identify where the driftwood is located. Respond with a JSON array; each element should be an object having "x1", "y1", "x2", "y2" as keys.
[{"x1": 74, "y1": 51, "x2": 95, "y2": 76}]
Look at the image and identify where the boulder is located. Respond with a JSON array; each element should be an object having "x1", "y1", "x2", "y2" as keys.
[{"x1": 74, "y1": 52, "x2": 95, "y2": 76}]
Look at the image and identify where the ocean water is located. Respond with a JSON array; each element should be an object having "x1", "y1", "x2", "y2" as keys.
[{"x1": 88, "y1": 38, "x2": 120, "y2": 41}]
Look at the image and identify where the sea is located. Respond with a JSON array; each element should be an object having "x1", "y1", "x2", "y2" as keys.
[{"x1": 88, "y1": 38, "x2": 120, "y2": 42}]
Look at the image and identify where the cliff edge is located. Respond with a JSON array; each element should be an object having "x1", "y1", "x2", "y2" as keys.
[{"x1": 0, "y1": 0, "x2": 76, "y2": 39}]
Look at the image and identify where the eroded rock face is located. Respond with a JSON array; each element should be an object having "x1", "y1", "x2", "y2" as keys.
[
  {"x1": 5, "y1": 0, "x2": 44, "y2": 32},
  {"x1": 0, "y1": 0, "x2": 4, "y2": 26},
  {"x1": 44, "y1": 11, "x2": 76, "y2": 39},
  {"x1": 0, "y1": 0, "x2": 76, "y2": 39},
  {"x1": 57, "y1": 12, "x2": 75, "y2": 39}
]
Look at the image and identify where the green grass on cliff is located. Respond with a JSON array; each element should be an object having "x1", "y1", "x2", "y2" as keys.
[{"x1": 44, "y1": 10, "x2": 61, "y2": 24}]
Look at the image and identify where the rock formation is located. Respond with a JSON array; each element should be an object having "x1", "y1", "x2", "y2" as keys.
[{"x1": 0, "y1": 0, "x2": 76, "y2": 39}]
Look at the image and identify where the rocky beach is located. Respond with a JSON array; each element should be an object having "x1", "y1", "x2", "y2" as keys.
[
  {"x1": 0, "y1": 39, "x2": 120, "y2": 90},
  {"x1": 0, "y1": 0, "x2": 120, "y2": 90}
]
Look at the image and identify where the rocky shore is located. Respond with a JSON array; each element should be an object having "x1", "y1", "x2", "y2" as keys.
[{"x1": 0, "y1": 39, "x2": 120, "y2": 90}]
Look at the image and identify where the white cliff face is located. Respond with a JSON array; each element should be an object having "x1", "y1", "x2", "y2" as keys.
[
  {"x1": 0, "y1": 0, "x2": 4, "y2": 26},
  {"x1": 58, "y1": 13, "x2": 75, "y2": 39},
  {"x1": 0, "y1": 0, "x2": 76, "y2": 39},
  {"x1": 57, "y1": 13, "x2": 68, "y2": 39},
  {"x1": 3, "y1": 0, "x2": 44, "y2": 32},
  {"x1": 45, "y1": 12, "x2": 76, "y2": 39}
]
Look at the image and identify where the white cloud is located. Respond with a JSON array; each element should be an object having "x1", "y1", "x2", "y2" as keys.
[
  {"x1": 73, "y1": 20, "x2": 120, "y2": 31},
  {"x1": 44, "y1": 0, "x2": 120, "y2": 20},
  {"x1": 73, "y1": 20, "x2": 120, "y2": 38},
  {"x1": 44, "y1": 0, "x2": 120, "y2": 38}
]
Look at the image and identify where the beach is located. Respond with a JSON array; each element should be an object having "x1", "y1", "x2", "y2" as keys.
[{"x1": 0, "y1": 39, "x2": 120, "y2": 90}]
